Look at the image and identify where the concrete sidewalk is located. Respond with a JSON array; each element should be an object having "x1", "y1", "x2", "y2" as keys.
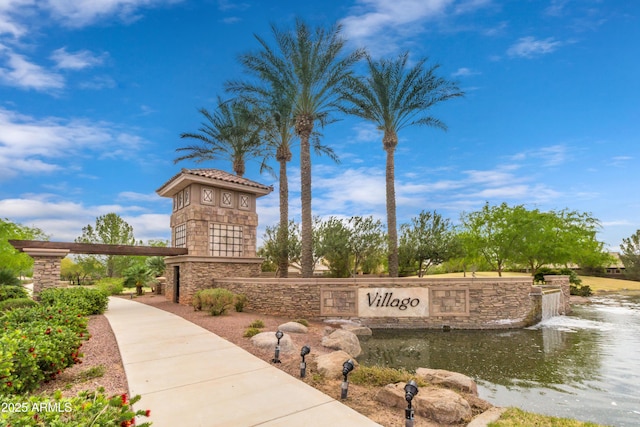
[{"x1": 105, "y1": 297, "x2": 382, "y2": 427}]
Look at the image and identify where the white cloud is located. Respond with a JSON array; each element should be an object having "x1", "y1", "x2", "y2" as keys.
[
  {"x1": 0, "y1": 0, "x2": 34, "y2": 38},
  {"x1": 340, "y1": 0, "x2": 494, "y2": 55},
  {"x1": 78, "y1": 75, "x2": 116, "y2": 90},
  {"x1": 0, "y1": 196, "x2": 171, "y2": 242},
  {"x1": 0, "y1": 108, "x2": 147, "y2": 178},
  {"x1": 507, "y1": 36, "x2": 562, "y2": 58},
  {"x1": 452, "y1": 67, "x2": 480, "y2": 77},
  {"x1": 44, "y1": 0, "x2": 184, "y2": 28},
  {"x1": 0, "y1": 47, "x2": 64, "y2": 91},
  {"x1": 509, "y1": 144, "x2": 569, "y2": 167},
  {"x1": 454, "y1": 0, "x2": 492, "y2": 15},
  {"x1": 50, "y1": 47, "x2": 105, "y2": 70},
  {"x1": 118, "y1": 191, "x2": 164, "y2": 202},
  {"x1": 340, "y1": 0, "x2": 453, "y2": 53}
]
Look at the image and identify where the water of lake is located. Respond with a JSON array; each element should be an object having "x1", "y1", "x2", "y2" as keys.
[{"x1": 357, "y1": 294, "x2": 640, "y2": 427}]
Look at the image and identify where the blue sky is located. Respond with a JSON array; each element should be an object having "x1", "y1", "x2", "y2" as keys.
[{"x1": 0, "y1": 0, "x2": 638, "y2": 252}]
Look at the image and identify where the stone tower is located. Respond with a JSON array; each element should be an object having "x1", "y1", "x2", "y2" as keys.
[{"x1": 156, "y1": 168, "x2": 272, "y2": 304}]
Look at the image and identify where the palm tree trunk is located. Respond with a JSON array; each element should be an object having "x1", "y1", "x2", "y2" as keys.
[
  {"x1": 385, "y1": 141, "x2": 399, "y2": 277},
  {"x1": 277, "y1": 157, "x2": 289, "y2": 278},
  {"x1": 298, "y1": 116, "x2": 314, "y2": 278}
]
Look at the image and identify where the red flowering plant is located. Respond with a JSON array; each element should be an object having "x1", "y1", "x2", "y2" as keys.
[{"x1": 0, "y1": 303, "x2": 89, "y2": 394}]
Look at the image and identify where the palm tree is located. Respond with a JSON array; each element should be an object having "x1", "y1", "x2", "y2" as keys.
[
  {"x1": 228, "y1": 18, "x2": 363, "y2": 277},
  {"x1": 236, "y1": 86, "x2": 339, "y2": 277},
  {"x1": 175, "y1": 97, "x2": 263, "y2": 177},
  {"x1": 341, "y1": 53, "x2": 463, "y2": 276}
]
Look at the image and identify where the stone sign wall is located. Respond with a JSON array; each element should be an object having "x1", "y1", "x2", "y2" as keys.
[{"x1": 212, "y1": 276, "x2": 569, "y2": 329}]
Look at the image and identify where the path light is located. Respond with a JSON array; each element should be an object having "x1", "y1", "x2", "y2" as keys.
[
  {"x1": 340, "y1": 359, "x2": 355, "y2": 399},
  {"x1": 404, "y1": 380, "x2": 419, "y2": 427},
  {"x1": 272, "y1": 330, "x2": 284, "y2": 363},
  {"x1": 300, "y1": 345, "x2": 310, "y2": 378}
]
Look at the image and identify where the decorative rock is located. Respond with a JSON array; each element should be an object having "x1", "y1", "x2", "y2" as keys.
[
  {"x1": 375, "y1": 383, "x2": 472, "y2": 425},
  {"x1": 316, "y1": 351, "x2": 358, "y2": 379},
  {"x1": 340, "y1": 324, "x2": 372, "y2": 336},
  {"x1": 416, "y1": 368, "x2": 478, "y2": 395},
  {"x1": 278, "y1": 321, "x2": 308, "y2": 334},
  {"x1": 250, "y1": 331, "x2": 295, "y2": 353},
  {"x1": 323, "y1": 326, "x2": 336, "y2": 336},
  {"x1": 321, "y1": 329, "x2": 362, "y2": 357}
]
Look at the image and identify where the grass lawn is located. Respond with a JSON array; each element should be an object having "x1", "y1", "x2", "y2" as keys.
[
  {"x1": 430, "y1": 271, "x2": 640, "y2": 292},
  {"x1": 490, "y1": 408, "x2": 608, "y2": 427}
]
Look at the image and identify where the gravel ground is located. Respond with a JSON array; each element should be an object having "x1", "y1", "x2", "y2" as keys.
[
  {"x1": 38, "y1": 314, "x2": 128, "y2": 398},
  {"x1": 37, "y1": 294, "x2": 482, "y2": 426}
]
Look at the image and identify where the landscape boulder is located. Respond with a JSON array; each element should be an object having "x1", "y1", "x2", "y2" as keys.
[
  {"x1": 375, "y1": 383, "x2": 472, "y2": 425},
  {"x1": 278, "y1": 321, "x2": 308, "y2": 334},
  {"x1": 316, "y1": 350, "x2": 358, "y2": 379},
  {"x1": 416, "y1": 368, "x2": 478, "y2": 395},
  {"x1": 321, "y1": 329, "x2": 362, "y2": 357},
  {"x1": 250, "y1": 331, "x2": 294, "y2": 353},
  {"x1": 340, "y1": 324, "x2": 372, "y2": 336}
]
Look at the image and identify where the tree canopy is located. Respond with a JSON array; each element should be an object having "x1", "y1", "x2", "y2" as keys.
[
  {"x1": 0, "y1": 218, "x2": 48, "y2": 275},
  {"x1": 459, "y1": 203, "x2": 609, "y2": 276},
  {"x1": 75, "y1": 213, "x2": 137, "y2": 278},
  {"x1": 399, "y1": 210, "x2": 461, "y2": 277},
  {"x1": 620, "y1": 229, "x2": 640, "y2": 280}
]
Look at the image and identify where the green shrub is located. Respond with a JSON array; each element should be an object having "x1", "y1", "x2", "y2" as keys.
[
  {"x1": 294, "y1": 319, "x2": 309, "y2": 327},
  {"x1": 192, "y1": 288, "x2": 237, "y2": 316},
  {"x1": 0, "y1": 285, "x2": 29, "y2": 302},
  {"x1": 234, "y1": 293, "x2": 247, "y2": 312},
  {"x1": 0, "y1": 304, "x2": 88, "y2": 394},
  {"x1": 40, "y1": 287, "x2": 108, "y2": 315},
  {"x1": 248, "y1": 319, "x2": 265, "y2": 329},
  {"x1": 0, "y1": 388, "x2": 152, "y2": 427},
  {"x1": 570, "y1": 284, "x2": 593, "y2": 297},
  {"x1": 349, "y1": 365, "x2": 426, "y2": 387},
  {"x1": 0, "y1": 297, "x2": 37, "y2": 311},
  {"x1": 0, "y1": 269, "x2": 20, "y2": 287},
  {"x1": 95, "y1": 278, "x2": 124, "y2": 296},
  {"x1": 534, "y1": 267, "x2": 581, "y2": 285},
  {"x1": 243, "y1": 327, "x2": 262, "y2": 338}
]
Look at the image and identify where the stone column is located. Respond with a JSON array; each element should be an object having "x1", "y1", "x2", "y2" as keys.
[{"x1": 23, "y1": 248, "x2": 70, "y2": 299}]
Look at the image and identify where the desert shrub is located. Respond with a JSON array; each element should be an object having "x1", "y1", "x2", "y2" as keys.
[
  {"x1": 0, "y1": 304, "x2": 88, "y2": 394},
  {"x1": 0, "y1": 298, "x2": 37, "y2": 311},
  {"x1": 192, "y1": 288, "x2": 237, "y2": 316},
  {"x1": 0, "y1": 269, "x2": 20, "y2": 287},
  {"x1": 570, "y1": 284, "x2": 593, "y2": 297},
  {"x1": 349, "y1": 365, "x2": 426, "y2": 387},
  {"x1": 0, "y1": 388, "x2": 151, "y2": 427},
  {"x1": 95, "y1": 278, "x2": 124, "y2": 296},
  {"x1": 243, "y1": 327, "x2": 262, "y2": 338},
  {"x1": 39, "y1": 287, "x2": 108, "y2": 315},
  {"x1": 248, "y1": 319, "x2": 265, "y2": 329},
  {"x1": 234, "y1": 293, "x2": 247, "y2": 312},
  {"x1": 0, "y1": 285, "x2": 29, "y2": 302},
  {"x1": 534, "y1": 267, "x2": 581, "y2": 286},
  {"x1": 294, "y1": 319, "x2": 309, "y2": 327}
]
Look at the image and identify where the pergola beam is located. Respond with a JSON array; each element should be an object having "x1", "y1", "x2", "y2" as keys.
[{"x1": 9, "y1": 240, "x2": 188, "y2": 256}]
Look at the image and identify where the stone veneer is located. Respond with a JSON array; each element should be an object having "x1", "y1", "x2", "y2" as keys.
[
  {"x1": 24, "y1": 248, "x2": 69, "y2": 299},
  {"x1": 164, "y1": 256, "x2": 262, "y2": 306},
  {"x1": 212, "y1": 276, "x2": 571, "y2": 329}
]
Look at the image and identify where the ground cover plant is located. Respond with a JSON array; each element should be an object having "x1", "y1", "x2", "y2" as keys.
[
  {"x1": 0, "y1": 303, "x2": 88, "y2": 394},
  {"x1": 192, "y1": 288, "x2": 240, "y2": 316},
  {"x1": 0, "y1": 388, "x2": 152, "y2": 427}
]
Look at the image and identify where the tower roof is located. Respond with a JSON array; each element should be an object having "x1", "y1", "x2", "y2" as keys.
[{"x1": 156, "y1": 168, "x2": 273, "y2": 197}]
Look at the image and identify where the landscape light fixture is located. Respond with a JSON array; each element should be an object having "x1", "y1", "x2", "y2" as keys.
[
  {"x1": 341, "y1": 359, "x2": 355, "y2": 399},
  {"x1": 300, "y1": 345, "x2": 310, "y2": 378},
  {"x1": 272, "y1": 330, "x2": 284, "y2": 363},
  {"x1": 404, "y1": 380, "x2": 419, "y2": 427}
]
